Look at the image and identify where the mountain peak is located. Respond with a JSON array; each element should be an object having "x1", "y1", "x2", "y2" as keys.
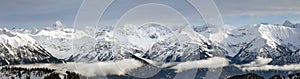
[
  {"x1": 54, "y1": 20, "x2": 64, "y2": 30},
  {"x1": 283, "y1": 20, "x2": 292, "y2": 24},
  {"x1": 139, "y1": 22, "x2": 165, "y2": 29},
  {"x1": 283, "y1": 20, "x2": 295, "y2": 28}
]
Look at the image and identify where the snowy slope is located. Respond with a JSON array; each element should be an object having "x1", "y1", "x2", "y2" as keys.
[
  {"x1": 31, "y1": 29, "x2": 74, "y2": 59},
  {"x1": 13, "y1": 28, "x2": 75, "y2": 59},
  {"x1": 0, "y1": 28, "x2": 62, "y2": 66},
  {"x1": 12, "y1": 25, "x2": 108, "y2": 61},
  {"x1": 114, "y1": 23, "x2": 175, "y2": 51},
  {"x1": 194, "y1": 24, "x2": 236, "y2": 42},
  {"x1": 194, "y1": 24, "x2": 236, "y2": 38},
  {"x1": 193, "y1": 21, "x2": 300, "y2": 65},
  {"x1": 12, "y1": 21, "x2": 90, "y2": 59},
  {"x1": 221, "y1": 21, "x2": 300, "y2": 65},
  {"x1": 35, "y1": 29, "x2": 90, "y2": 59}
]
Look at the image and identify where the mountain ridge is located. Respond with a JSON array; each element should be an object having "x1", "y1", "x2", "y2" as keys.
[
  {"x1": 0, "y1": 28, "x2": 63, "y2": 66},
  {"x1": 4, "y1": 20, "x2": 300, "y2": 65}
]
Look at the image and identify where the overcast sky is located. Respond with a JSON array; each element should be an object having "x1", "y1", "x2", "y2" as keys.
[{"x1": 0, "y1": 0, "x2": 300, "y2": 29}]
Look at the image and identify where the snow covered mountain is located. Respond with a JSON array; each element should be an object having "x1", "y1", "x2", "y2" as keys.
[
  {"x1": 12, "y1": 21, "x2": 92, "y2": 59},
  {"x1": 8, "y1": 21, "x2": 227, "y2": 63},
  {"x1": 193, "y1": 24, "x2": 236, "y2": 38},
  {"x1": 68, "y1": 23, "x2": 227, "y2": 63},
  {"x1": 192, "y1": 20, "x2": 300, "y2": 65},
  {"x1": 13, "y1": 28, "x2": 74, "y2": 59},
  {"x1": 141, "y1": 24, "x2": 227, "y2": 62},
  {"x1": 193, "y1": 24, "x2": 236, "y2": 43},
  {"x1": 2, "y1": 20, "x2": 300, "y2": 78},
  {"x1": 219, "y1": 21, "x2": 300, "y2": 65},
  {"x1": 283, "y1": 20, "x2": 300, "y2": 28},
  {"x1": 0, "y1": 28, "x2": 62, "y2": 66},
  {"x1": 68, "y1": 30, "x2": 119, "y2": 62},
  {"x1": 7, "y1": 20, "x2": 300, "y2": 65}
]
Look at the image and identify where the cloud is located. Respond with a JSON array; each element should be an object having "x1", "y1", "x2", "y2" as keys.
[
  {"x1": 170, "y1": 57, "x2": 229, "y2": 72},
  {"x1": 215, "y1": 0, "x2": 300, "y2": 16},
  {"x1": 0, "y1": 0, "x2": 82, "y2": 27},
  {"x1": 7, "y1": 59, "x2": 144, "y2": 77},
  {"x1": 235, "y1": 56, "x2": 300, "y2": 71},
  {"x1": 240, "y1": 64, "x2": 300, "y2": 71},
  {"x1": 236, "y1": 56, "x2": 272, "y2": 67},
  {"x1": 1, "y1": 0, "x2": 300, "y2": 27}
]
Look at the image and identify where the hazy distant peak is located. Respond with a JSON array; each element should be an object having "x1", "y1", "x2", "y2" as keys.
[
  {"x1": 283, "y1": 20, "x2": 294, "y2": 27},
  {"x1": 54, "y1": 20, "x2": 63, "y2": 29}
]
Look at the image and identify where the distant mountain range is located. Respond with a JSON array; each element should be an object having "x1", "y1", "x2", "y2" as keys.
[
  {"x1": 194, "y1": 20, "x2": 300, "y2": 65},
  {"x1": 0, "y1": 20, "x2": 300, "y2": 79},
  {"x1": 0, "y1": 20, "x2": 299, "y2": 66}
]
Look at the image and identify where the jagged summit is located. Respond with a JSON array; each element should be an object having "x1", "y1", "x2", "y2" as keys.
[
  {"x1": 54, "y1": 20, "x2": 64, "y2": 30},
  {"x1": 283, "y1": 20, "x2": 294, "y2": 27},
  {"x1": 282, "y1": 20, "x2": 300, "y2": 28},
  {"x1": 140, "y1": 22, "x2": 165, "y2": 27},
  {"x1": 54, "y1": 20, "x2": 63, "y2": 27}
]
